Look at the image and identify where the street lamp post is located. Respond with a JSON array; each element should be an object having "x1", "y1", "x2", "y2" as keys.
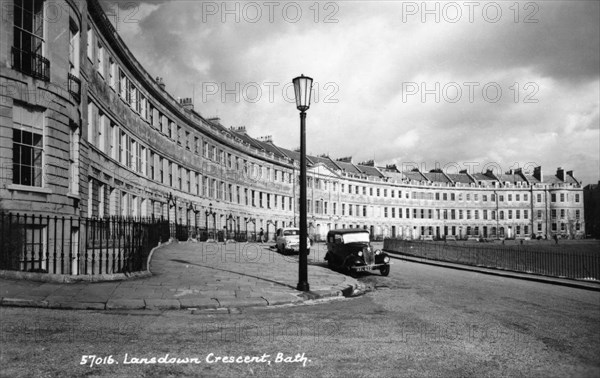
[
  {"x1": 167, "y1": 192, "x2": 177, "y2": 239},
  {"x1": 205, "y1": 203, "x2": 215, "y2": 240},
  {"x1": 227, "y1": 214, "x2": 236, "y2": 240},
  {"x1": 246, "y1": 217, "x2": 256, "y2": 242},
  {"x1": 188, "y1": 203, "x2": 200, "y2": 239},
  {"x1": 293, "y1": 74, "x2": 313, "y2": 292}
]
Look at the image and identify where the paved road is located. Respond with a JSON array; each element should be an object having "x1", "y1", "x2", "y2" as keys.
[{"x1": 1, "y1": 247, "x2": 598, "y2": 377}]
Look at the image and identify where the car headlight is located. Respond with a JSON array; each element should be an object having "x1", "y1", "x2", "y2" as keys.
[
  {"x1": 357, "y1": 251, "x2": 363, "y2": 257},
  {"x1": 384, "y1": 256, "x2": 390, "y2": 263},
  {"x1": 375, "y1": 249, "x2": 381, "y2": 255}
]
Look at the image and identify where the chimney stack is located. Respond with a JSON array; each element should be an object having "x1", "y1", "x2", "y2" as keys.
[
  {"x1": 179, "y1": 97, "x2": 193, "y2": 111},
  {"x1": 156, "y1": 77, "x2": 165, "y2": 90},
  {"x1": 533, "y1": 166, "x2": 543, "y2": 182},
  {"x1": 557, "y1": 167, "x2": 565, "y2": 181},
  {"x1": 257, "y1": 135, "x2": 273, "y2": 143}
]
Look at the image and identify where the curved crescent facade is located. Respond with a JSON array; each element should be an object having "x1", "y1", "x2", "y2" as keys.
[{"x1": 0, "y1": 0, "x2": 586, "y2": 245}]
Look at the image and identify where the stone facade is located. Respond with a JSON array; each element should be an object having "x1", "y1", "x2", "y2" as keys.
[{"x1": 0, "y1": 0, "x2": 586, "y2": 243}]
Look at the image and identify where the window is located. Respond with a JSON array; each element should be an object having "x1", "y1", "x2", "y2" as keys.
[
  {"x1": 86, "y1": 25, "x2": 93, "y2": 61},
  {"x1": 12, "y1": 104, "x2": 44, "y2": 187},
  {"x1": 119, "y1": 70, "x2": 127, "y2": 100},
  {"x1": 109, "y1": 57, "x2": 116, "y2": 88},
  {"x1": 69, "y1": 18, "x2": 80, "y2": 77},
  {"x1": 69, "y1": 126, "x2": 80, "y2": 194},
  {"x1": 140, "y1": 94, "x2": 147, "y2": 119},
  {"x1": 129, "y1": 82, "x2": 138, "y2": 111},
  {"x1": 13, "y1": 0, "x2": 48, "y2": 80},
  {"x1": 97, "y1": 42, "x2": 104, "y2": 76},
  {"x1": 203, "y1": 142, "x2": 209, "y2": 158},
  {"x1": 178, "y1": 166, "x2": 183, "y2": 190},
  {"x1": 159, "y1": 156, "x2": 164, "y2": 183}
]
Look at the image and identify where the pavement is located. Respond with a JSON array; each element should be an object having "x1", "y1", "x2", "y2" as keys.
[{"x1": 0, "y1": 241, "x2": 364, "y2": 311}]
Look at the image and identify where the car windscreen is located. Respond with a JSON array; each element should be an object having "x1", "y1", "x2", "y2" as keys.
[
  {"x1": 342, "y1": 232, "x2": 370, "y2": 243},
  {"x1": 283, "y1": 230, "x2": 299, "y2": 236}
]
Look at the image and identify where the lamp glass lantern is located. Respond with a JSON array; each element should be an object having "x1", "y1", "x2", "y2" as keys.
[{"x1": 292, "y1": 75, "x2": 313, "y2": 112}]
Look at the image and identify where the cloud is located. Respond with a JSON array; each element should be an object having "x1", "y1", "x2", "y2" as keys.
[{"x1": 104, "y1": 0, "x2": 600, "y2": 185}]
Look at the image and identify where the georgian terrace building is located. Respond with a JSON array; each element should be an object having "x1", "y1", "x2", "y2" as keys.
[{"x1": 0, "y1": 0, "x2": 585, "y2": 244}]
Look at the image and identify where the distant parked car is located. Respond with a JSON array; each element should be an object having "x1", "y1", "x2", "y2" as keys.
[
  {"x1": 324, "y1": 229, "x2": 390, "y2": 276},
  {"x1": 275, "y1": 228, "x2": 310, "y2": 255}
]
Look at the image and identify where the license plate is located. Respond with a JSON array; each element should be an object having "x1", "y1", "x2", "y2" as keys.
[{"x1": 354, "y1": 265, "x2": 375, "y2": 272}]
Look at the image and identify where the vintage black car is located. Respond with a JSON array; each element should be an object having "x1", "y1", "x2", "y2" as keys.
[{"x1": 324, "y1": 229, "x2": 390, "y2": 276}]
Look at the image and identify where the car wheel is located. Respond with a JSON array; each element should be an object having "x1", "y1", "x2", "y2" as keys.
[{"x1": 380, "y1": 265, "x2": 390, "y2": 276}]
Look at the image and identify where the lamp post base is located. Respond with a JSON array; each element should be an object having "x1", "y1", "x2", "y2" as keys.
[{"x1": 296, "y1": 281, "x2": 310, "y2": 292}]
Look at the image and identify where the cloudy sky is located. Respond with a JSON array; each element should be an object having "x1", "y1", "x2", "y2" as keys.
[{"x1": 102, "y1": 0, "x2": 599, "y2": 185}]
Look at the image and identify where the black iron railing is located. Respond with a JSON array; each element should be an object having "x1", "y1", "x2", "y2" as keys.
[
  {"x1": 68, "y1": 73, "x2": 81, "y2": 102},
  {"x1": 11, "y1": 46, "x2": 50, "y2": 81},
  {"x1": 0, "y1": 213, "x2": 169, "y2": 275},
  {"x1": 383, "y1": 238, "x2": 600, "y2": 281}
]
